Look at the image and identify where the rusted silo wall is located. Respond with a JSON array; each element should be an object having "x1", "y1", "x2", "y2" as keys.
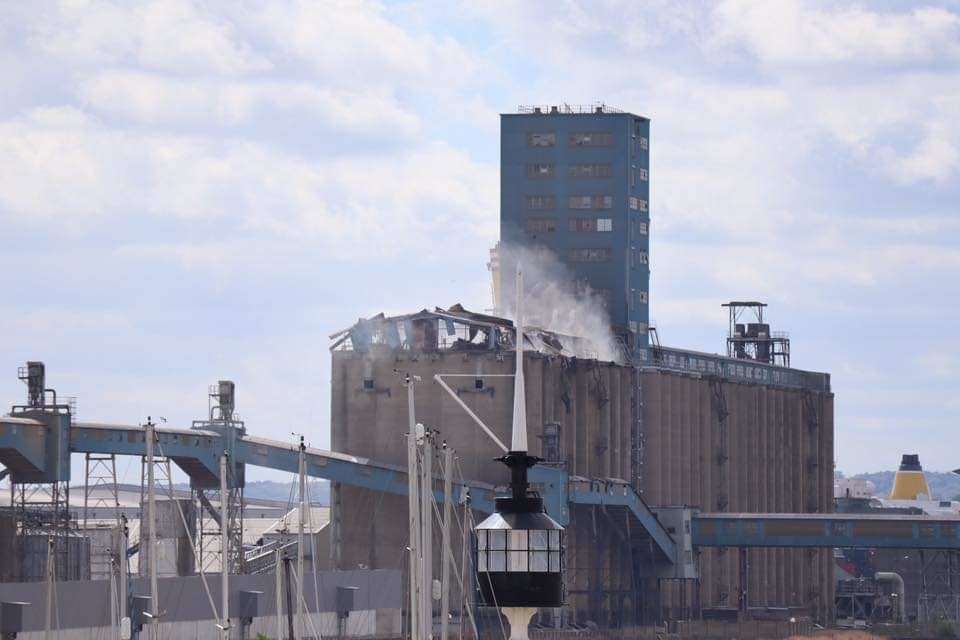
[
  {"x1": 331, "y1": 348, "x2": 835, "y2": 626},
  {"x1": 330, "y1": 349, "x2": 637, "y2": 623},
  {"x1": 638, "y1": 371, "x2": 834, "y2": 622}
]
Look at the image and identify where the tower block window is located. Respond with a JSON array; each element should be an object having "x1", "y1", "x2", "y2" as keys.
[
  {"x1": 527, "y1": 132, "x2": 556, "y2": 147},
  {"x1": 525, "y1": 195, "x2": 556, "y2": 210},
  {"x1": 570, "y1": 132, "x2": 613, "y2": 147}
]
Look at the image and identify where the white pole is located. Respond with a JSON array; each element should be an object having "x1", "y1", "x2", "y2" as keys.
[
  {"x1": 406, "y1": 379, "x2": 420, "y2": 640},
  {"x1": 440, "y1": 446, "x2": 453, "y2": 640},
  {"x1": 44, "y1": 536, "x2": 53, "y2": 640},
  {"x1": 109, "y1": 556, "x2": 117, "y2": 639},
  {"x1": 421, "y1": 430, "x2": 432, "y2": 640},
  {"x1": 512, "y1": 268, "x2": 527, "y2": 453},
  {"x1": 296, "y1": 437, "x2": 306, "y2": 640},
  {"x1": 275, "y1": 549, "x2": 284, "y2": 640},
  {"x1": 220, "y1": 453, "x2": 230, "y2": 638},
  {"x1": 146, "y1": 419, "x2": 159, "y2": 632},
  {"x1": 120, "y1": 520, "x2": 128, "y2": 628}
]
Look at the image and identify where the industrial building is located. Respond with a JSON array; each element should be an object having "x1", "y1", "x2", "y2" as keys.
[
  {"x1": 328, "y1": 104, "x2": 836, "y2": 627},
  {"x1": 329, "y1": 303, "x2": 834, "y2": 625},
  {"x1": 499, "y1": 104, "x2": 651, "y2": 352},
  {"x1": 2, "y1": 103, "x2": 959, "y2": 638}
]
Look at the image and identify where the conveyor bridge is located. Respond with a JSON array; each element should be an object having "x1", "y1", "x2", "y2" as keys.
[{"x1": 3, "y1": 410, "x2": 959, "y2": 574}]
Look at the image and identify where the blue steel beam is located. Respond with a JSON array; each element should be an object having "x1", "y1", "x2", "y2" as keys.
[
  {"x1": 0, "y1": 417, "x2": 46, "y2": 474},
  {"x1": 693, "y1": 513, "x2": 960, "y2": 550},
  {"x1": 71, "y1": 422, "x2": 221, "y2": 480},
  {"x1": 26, "y1": 419, "x2": 676, "y2": 555},
  {"x1": 234, "y1": 435, "x2": 502, "y2": 516},
  {"x1": 566, "y1": 476, "x2": 677, "y2": 562},
  {"x1": 71, "y1": 423, "x2": 506, "y2": 517}
]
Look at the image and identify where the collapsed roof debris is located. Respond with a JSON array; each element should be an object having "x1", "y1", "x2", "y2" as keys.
[{"x1": 329, "y1": 304, "x2": 619, "y2": 362}]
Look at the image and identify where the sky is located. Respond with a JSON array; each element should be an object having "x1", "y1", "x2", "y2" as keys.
[{"x1": 0, "y1": 0, "x2": 958, "y2": 483}]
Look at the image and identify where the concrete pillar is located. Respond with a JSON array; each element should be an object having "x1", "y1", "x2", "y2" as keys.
[
  {"x1": 576, "y1": 366, "x2": 588, "y2": 476},
  {"x1": 676, "y1": 375, "x2": 690, "y2": 505},
  {"x1": 568, "y1": 365, "x2": 579, "y2": 475},
  {"x1": 558, "y1": 365, "x2": 571, "y2": 463},
  {"x1": 728, "y1": 384, "x2": 740, "y2": 512},
  {"x1": 690, "y1": 378, "x2": 702, "y2": 512},
  {"x1": 610, "y1": 367, "x2": 621, "y2": 480},
  {"x1": 661, "y1": 374, "x2": 673, "y2": 505},
  {"x1": 601, "y1": 366, "x2": 612, "y2": 477},
  {"x1": 623, "y1": 370, "x2": 633, "y2": 487},
  {"x1": 645, "y1": 373, "x2": 662, "y2": 503},
  {"x1": 698, "y1": 384, "x2": 713, "y2": 607}
]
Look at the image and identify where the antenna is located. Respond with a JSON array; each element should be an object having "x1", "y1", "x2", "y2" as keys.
[{"x1": 511, "y1": 267, "x2": 527, "y2": 453}]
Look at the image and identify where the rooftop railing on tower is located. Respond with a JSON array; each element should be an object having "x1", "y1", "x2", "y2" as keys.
[{"x1": 516, "y1": 102, "x2": 625, "y2": 115}]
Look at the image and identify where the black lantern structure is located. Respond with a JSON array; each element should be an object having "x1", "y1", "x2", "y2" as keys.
[
  {"x1": 475, "y1": 452, "x2": 564, "y2": 607},
  {"x1": 474, "y1": 269, "x2": 565, "y2": 639}
]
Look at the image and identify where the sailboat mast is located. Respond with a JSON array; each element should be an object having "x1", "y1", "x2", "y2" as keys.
[
  {"x1": 219, "y1": 452, "x2": 230, "y2": 637},
  {"x1": 406, "y1": 378, "x2": 421, "y2": 640},
  {"x1": 296, "y1": 436, "x2": 306, "y2": 640},
  {"x1": 146, "y1": 419, "x2": 158, "y2": 632}
]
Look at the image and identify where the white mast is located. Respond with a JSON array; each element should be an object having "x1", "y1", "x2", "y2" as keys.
[
  {"x1": 421, "y1": 428, "x2": 432, "y2": 640},
  {"x1": 275, "y1": 549, "x2": 284, "y2": 640},
  {"x1": 146, "y1": 419, "x2": 158, "y2": 635},
  {"x1": 439, "y1": 445, "x2": 453, "y2": 640},
  {"x1": 406, "y1": 377, "x2": 421, "y2": 640},
  {"x1": 44, "y1": 536, "x2": 53, "y2": 640},
  {"x1": 500, "y1": 267, "x2": 540, "y2": 640},
  {"x1": 219, "y1": 453, "x2": 230, "y2": 638},
  {"x1": 296, "y1": 436, "x2": 306, "y2": 640},
  {"x1": 119, "y1": 518, "x2": 128, "y2": 637},
  {"x1": 511, "y1": 268, "x2": 527, "y2": 452},
  {"x1": 108, "y1": 555, "x2": 116, "y2": 639}
]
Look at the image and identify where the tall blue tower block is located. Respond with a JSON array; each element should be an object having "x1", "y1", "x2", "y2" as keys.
[{"x1": 498, "y1": 104, "x2": 651, "y2": 357}]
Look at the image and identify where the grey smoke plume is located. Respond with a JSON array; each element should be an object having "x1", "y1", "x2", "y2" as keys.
[{"x1": 497, "y1": 242, "x2": 622, "y2": 363}]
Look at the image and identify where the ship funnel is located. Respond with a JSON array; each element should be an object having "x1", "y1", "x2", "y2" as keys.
[{"x1": 890, "y1": 453, "x2": 932, "y2": 500}]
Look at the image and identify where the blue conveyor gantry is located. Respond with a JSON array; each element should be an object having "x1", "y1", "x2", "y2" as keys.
[
  {"x1": 0, "y1": 413, "x2": 679, "y2": 562},
  {"x1": 4, "y1": 415, "x2": 960, "y2": 561},
  {"x1": 692, "y1": 512, "x2": 960, "y2": 550}
]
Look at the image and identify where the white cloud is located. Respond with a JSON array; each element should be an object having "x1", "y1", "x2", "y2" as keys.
[
  {"x1": 247, "y1": 0, "x2": 477, "y2": 88},
  {"x1": 25, "y1": 0, "x2": 271, "y2": 74},
  {"x1": 78, "y1": 70, "x2": 421, "y2": 136},
  {"x1": 914, "y1": 350, "x2": 960, "y2": 378},
  {"x1": 713, "y1": 1, "x2": 960, "y2": 66},
  {"x1": 0, "y1": 109, "x2": 496, "y2": 258},
  {"x1": 798, "y1": 74, "x2": 960, "y2": 185},
  {"x1": 897, "y1": 124, "x2": 960, "y2": 184}
]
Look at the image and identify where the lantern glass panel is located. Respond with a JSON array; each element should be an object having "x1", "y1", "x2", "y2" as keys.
[
  {"x1": 549, "y1": 551, "x2": 561, "y2": 572},
  {"x1": 530, "y1": 530, "x2": 548, "y2": 550},
  {"x1": 508, "y1": 551, "x2": 528, "y2": 572},
  {"x1": 549, "y1": 530, "x2": 561, "y2": 550},
  {"x1": 489, "y1": 530, "x2": 506, "y2": 550},
  {"x1": 508, "y1": 530, "x2": 527, "y2": 550}
]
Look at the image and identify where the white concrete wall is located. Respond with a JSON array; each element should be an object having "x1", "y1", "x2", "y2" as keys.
[{"x1": 15, "y1": 608, "x2": 396, "y2": 639}]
